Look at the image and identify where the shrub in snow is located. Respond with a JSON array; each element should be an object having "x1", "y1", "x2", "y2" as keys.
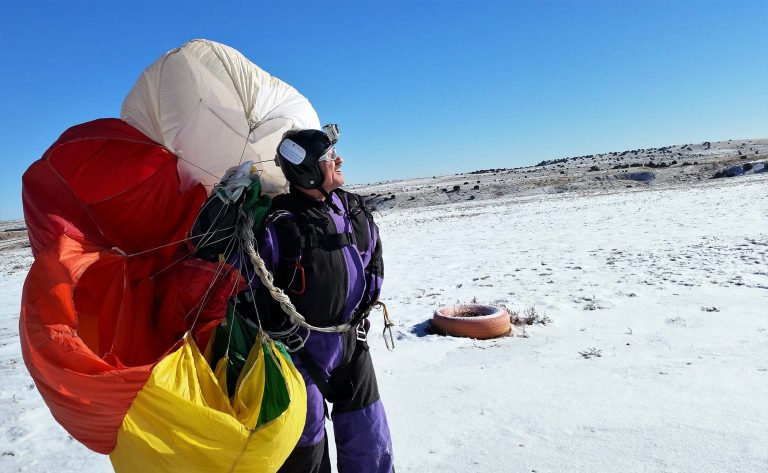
[
  {"x1": 506, "y1": 305, "x2": 552, "y2": 326},
  {"x1": 579, "y1": 347, "x2": 602, "y2": 359}
]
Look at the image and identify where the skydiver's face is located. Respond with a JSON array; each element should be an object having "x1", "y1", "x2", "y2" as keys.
[{"x1": 319, "y1": 149, "x2": 345, "y2": 192}]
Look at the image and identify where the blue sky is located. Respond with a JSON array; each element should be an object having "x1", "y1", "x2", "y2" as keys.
[{"x1": 1, "y1": 0, "x2": 766, "y2": 219}]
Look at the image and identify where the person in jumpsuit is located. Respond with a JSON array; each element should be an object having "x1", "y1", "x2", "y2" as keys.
[{"x1": 257, "y1": 126, "x2": 394, "y2": 473}]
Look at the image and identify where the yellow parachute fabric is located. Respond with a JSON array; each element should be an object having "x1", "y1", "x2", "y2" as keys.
[{"x1": 110, "y1": 333, "x2": 306, "y2": 472}]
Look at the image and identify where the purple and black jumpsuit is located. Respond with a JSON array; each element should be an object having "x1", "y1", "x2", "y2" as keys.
[{"x1": 259, "y1": 187, "x2": 394, "y2": 473}]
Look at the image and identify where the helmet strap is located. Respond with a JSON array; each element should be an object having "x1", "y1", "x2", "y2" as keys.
[{"x1": 319, "y1": 188, "x2": 341, "y2": 213}]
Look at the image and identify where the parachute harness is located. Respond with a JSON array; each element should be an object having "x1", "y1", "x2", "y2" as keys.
[
  {"x1": 240, "y1": 211, "x2": 355, "y2": 334},
  {"x1": 184, "y1": 158, "x2": 394, "y2": 352}
]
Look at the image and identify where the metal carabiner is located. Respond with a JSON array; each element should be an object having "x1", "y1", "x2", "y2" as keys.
[
  {"x1": 374, "y1": 302, "x2": 395, "y2": 351},
  {"x1": 356, "y1": 322, "x2": 368, "y2": 342}
]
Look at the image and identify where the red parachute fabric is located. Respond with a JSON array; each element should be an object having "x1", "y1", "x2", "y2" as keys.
[{"x1": 20, "y1": 119, "x2": 240, "y2": 453}]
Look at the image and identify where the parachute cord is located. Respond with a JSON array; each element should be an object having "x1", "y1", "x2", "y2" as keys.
[
  {"x1": 125, "y1": 225, "x2": 236, "y2": 259},
  {"x1": 236, "y1": 213, "x2": 307, "y2": 351},
  {"x1": 237, "y1": 127, "x2": 253, "y2": 167},
  {"x1": 233, "y1": 230, "x2": 264, "y2": 336},
  {"x1": 176, "y1": 154, "x2": 224, "y2": 182},
  {"x1": 223, "y1": 263, "x2": 246, "y2": 359},
  {"x1": 146, "y1": 192, "x2": 239, "y2": 279},
  {"x1": 240, "y1": 212, "x2": 353, "y2": 334},
  {"x1": 190, "y1": 198, "x2": 234, "y2": 253},
  {"x1": 149, "y1": 232, "x2": 238, "y2": 280},
  {"x1": 190, "y1": 188, "x2": 233, "y2": 239},
  {"x1": 225, "y1": 294, "x2": 237, "y2": 360},
  {"x1": 186, "y1": 228, "x2": 241, "y2": 329}
]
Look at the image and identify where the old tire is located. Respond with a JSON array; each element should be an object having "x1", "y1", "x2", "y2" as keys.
[{"x1": 432, "y1": 304, "x2": 510, "y2": 339}]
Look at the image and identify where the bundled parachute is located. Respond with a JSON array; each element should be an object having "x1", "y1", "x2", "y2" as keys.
[
  {"x1": 122, "y1": 38, "x2": 320, "y2": 195},
  {"x1": 20, "y1": 39, "x2": 320, "y2": 472}
]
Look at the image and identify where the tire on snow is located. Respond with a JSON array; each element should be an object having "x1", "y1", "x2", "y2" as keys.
[{"x1": 432, "y1": 304, "x2": 511, "y2": 339}]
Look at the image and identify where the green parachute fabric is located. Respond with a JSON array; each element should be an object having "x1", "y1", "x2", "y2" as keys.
[{"x1": 207, "y1": 303, "x2": 294, "y2": 427}]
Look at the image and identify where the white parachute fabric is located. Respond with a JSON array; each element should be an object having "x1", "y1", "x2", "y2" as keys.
[{"x1": 121, "y1": 39, "x2": 320, "y2": 195}]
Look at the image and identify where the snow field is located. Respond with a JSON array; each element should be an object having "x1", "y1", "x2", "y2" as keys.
[
  {"x1": 1, "y1": 174, "x2": 766, "y2": 472},
  {"x1": 367, "y1": 175, "x2": 768, "y2": 472}
]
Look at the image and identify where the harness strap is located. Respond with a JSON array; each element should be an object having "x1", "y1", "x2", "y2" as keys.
[
  {"x1": 367, "y1": 259, "x2": 383, "y2": 276},
  {"x1": 296, "y1": 349, "x2": 334, "y2": 400},
  {"x1": 296, "y1": 336, "x2": 368, "y2": 403},
  {"x1": 299, "y1": 232, "x2": 353, "y2": 250}
]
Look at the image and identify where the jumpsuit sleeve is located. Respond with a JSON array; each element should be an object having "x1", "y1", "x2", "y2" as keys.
[
  {"x1": 257, "y1": 221, "x2": 280, "y2": 275},
  {"x1": 363, "y1": 217, "x2": 384, "y2": 306}
]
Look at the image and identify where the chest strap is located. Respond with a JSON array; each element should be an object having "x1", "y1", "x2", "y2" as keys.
[{"x1": 300, "y1": 232, "x2": 353, "y2": 250}]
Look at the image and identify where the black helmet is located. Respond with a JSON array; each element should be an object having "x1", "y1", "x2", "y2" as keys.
[{"x1": 276, "y1": 128, "x2": 336, "y2": 189}]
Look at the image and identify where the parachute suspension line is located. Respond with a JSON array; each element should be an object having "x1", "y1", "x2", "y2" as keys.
[
  {"x1": 238, "y1": 231, "x2": 307, "y2": 350},
  {"x1": 223, "y1": 253, "x2": 247, "y2": 360},
  {"x1": 124, "y1": 225, "x2": 236, "y2": 258},
  {"x1": 148, "y1": 231, "x2": 237, "y2": 280},
  {"x1": 194, "y1": 184, "x2": 228, "y2": 218},
  {"x1": 191, "y1": 197, "x2": 236, "y2": 252},
  {"x1": 186, "y1": 227, "x2": 241, "y2": 329},
  {"x1": 190, "y1": 188, "x2": 238, "y2": 242},
  {"x1": 236, "y1": 127, "x2": 254, "y2": 167},
  {"x1": 176, "y1": 154, "x2": 225, "y2": 182},
  {"x1": 149, "y1": 198, "x2": 236, "y2": 279},
  {"x1": 236, "y1": 232, "x2": 264, "y2": 333},
  {"x1": 240, "y1": 212, "x2": 353, "y2": 334},
  {"x1": 235, "y1": 215, "x2": 307, "y2": 351}
]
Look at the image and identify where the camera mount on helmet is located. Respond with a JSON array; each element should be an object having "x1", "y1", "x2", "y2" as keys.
[{"x1": 322, "y1": 123, "x2": 340, "y2": 145}]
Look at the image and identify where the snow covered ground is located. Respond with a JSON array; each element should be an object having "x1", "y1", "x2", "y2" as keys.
[
  {"x1": 2, "y1": 150, "x2": 767, "y2": 472},
  {"x1": 372, "y1": 174, "x2": 768, "y2": 473}
]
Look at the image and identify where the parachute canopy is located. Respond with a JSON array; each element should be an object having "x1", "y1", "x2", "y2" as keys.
[
  {"x1": 21, "y1": 119, "x2": 307, "y2": 470},
  {"x1": 22, "y1": 38, "x2": 319, "y2": 469},
  {"x1": 121, "y1": 38, "x2": 321, "y2": 195}
]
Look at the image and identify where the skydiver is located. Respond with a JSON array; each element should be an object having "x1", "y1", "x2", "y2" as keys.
[{"x1": 254, "y1": 124, "x2": 394, "y2": 473}]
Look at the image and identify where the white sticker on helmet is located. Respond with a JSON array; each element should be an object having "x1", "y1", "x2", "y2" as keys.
[{"x1": 279, "y1": 139, "x2": 306, "y2": 165}]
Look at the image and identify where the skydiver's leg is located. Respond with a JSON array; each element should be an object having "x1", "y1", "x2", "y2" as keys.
[
  {"x1": 278, "y1": 368, "x2": 331, "y2": 473},
  {"x1": 277, "y1": 434, "x2": 330, "y2": 473},
  {"x1": 331, "y1": 344, "x2": 394, "y2": 473}
]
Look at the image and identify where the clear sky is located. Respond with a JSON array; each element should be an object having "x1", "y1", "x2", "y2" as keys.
[{"x1": 1, "y1": 0, "x2": 766, "y2": 219}]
